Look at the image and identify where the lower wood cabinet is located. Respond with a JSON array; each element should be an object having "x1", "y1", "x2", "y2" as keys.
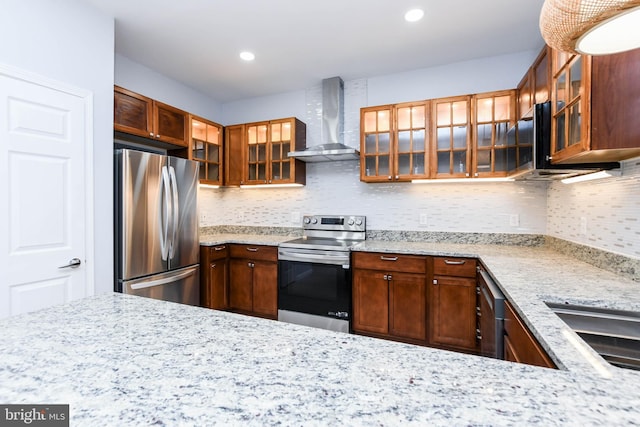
[
  {"x1": 429, "y1": 257, "x2": 479, "y2": 353},
  {"x1": 200, "y1": 245, "x2": 229, "y2": 309},
  {"x1": 504, "y1": 301, "x2": 556, "y2": 369},
  {"x1": 352, "y1": 252, "x2": 427, "y2": 344},
  {"x1": 228, "y1": 244, "x2": 278, "y2": 319}
]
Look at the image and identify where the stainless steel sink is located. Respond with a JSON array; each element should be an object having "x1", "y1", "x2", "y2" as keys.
[{"x1": 546, "y1": 302, "x2": 640, "y2": 371}]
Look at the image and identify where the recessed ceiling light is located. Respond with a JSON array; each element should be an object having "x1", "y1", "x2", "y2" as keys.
[
  {"x1": 404, "y1": 8, "x2": 424, "y2": 22},
  {"x1": 239, "y1": 51, "x2": 255, "y2": 61}
]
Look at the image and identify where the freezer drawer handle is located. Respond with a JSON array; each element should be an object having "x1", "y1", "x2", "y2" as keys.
[
  {"x1": 130, "y1": 268, "x2": 196, "y2": 290},
  {"x1": 58, "y1": 258, "x2": 81, "y2": 269}
]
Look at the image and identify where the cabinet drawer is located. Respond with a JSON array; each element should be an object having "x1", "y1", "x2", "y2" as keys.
[
  {"x1": 230, "y1": 244, "x2": 277, "y2": 261},
  {"x1": 353, "y1": 252, "x2": 426, "y2": 274},
  {"x1": 433, "y1": 257, "x2": 476, "y2": 277},
  {"x1": 204, "y1": 244, "x2": 228, "y2": 260}
]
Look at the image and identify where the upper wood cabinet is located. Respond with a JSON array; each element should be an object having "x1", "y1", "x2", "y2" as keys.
[
  {"x1": 533, "y1": 46, "x2": 550, "y2": 106},
  {"x1": 517, "y1": 46, "x2": 550, "y2": 120},
  {"x1": 472, "y1": 90, "x2": 516, "y2": 178},
  {"x1": 550, "y1": 47, "x2": 640, "y2": 164},
  {"x1": 224, "y1": 124, "x2": 245, "y2": 187},
  {"x1": 227, "y1": 117, "x2": 306, "y2": 186},
  {"x1": 190, "y1": 115, "x2": 223, "y2": 185},
  {"x1": 432, "y1": 96, "x2": 472, "y2": 178},
  {"x1": 114, "y1": 86, "x2": 188, "y2": 147},
  {"x1": 360, "y1": 102, "x2": 430, "y2": 182}
]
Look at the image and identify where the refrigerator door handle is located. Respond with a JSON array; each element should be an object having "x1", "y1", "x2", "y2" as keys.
[
  {"x1": 160, "y1": 165, "x2": 171, "y2": 261},
  {"x1": 168, "y1": 165, "x2": 180, "y2": 260},
  {"x1": 129, "y1": 267, "x2": 197, "y2": 290}
]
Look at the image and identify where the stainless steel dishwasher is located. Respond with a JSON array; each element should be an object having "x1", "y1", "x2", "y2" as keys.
[{"x1": 478, "y1": 265, "x2": 506, "y2": 359}]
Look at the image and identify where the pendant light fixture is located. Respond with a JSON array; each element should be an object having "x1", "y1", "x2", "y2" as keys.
[{"x1": 539, "y1": 0, "x2": 640, "y2": 55}]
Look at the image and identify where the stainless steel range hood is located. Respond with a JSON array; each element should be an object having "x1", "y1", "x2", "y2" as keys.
[{"x1": 288, "y1": 77, "x2": 360, "y2": 162}]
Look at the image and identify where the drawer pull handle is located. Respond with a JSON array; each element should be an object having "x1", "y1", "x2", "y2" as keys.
[
  {"x1": 214, "y1": 246, "x2": 226, "y2": 251},
  {"x1": 443, "y1": 259, "x2": 466, "y2": 265},
  {"x1": 380, "y1": 256, "x2": 398, "y2": 261},
  {"x1": 246, "y1": 247, "x2": 259, "y2": 252}
]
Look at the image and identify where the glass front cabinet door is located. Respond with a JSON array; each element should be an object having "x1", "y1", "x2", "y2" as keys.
[
  {"x1": 190, "y1": 115, "x2": 223, "y2": 186},
  {"x1": 244, "y1": 118, "x2": 306, "y2": 186},
  {"x1": 432, "y1": 96, "x2": 471, "y2": 179},
  {"x1": 360, "y1": 102, "x2": 429, "y2": 182},
  {"x1": 473, "y1": 90, "x2": 515, "y2": 178}
]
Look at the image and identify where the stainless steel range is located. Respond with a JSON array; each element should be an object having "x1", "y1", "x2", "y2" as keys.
[{"x1": 278, "y1": 214, "x2": 366, "y2": 333}]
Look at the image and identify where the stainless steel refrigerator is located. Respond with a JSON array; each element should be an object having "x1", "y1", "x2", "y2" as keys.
[{"x1": 114, "y1": 148, "x2": 200, "y2": 306}]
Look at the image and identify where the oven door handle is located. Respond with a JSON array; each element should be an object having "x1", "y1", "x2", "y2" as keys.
[{"x1": 278, "y1": 249, "x2": 350, "y2": 267}]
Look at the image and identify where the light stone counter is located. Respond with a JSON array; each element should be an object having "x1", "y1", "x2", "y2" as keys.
[
  {"x1": 1, "y1": 293, "x2": 639, "y2": 426},
  {"x1": 3, "y1": 234, "x2": 636, "y2": 425}
]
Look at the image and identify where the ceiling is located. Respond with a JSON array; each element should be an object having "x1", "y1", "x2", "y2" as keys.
[{"x1": 83, "y1": 0, "x2": 546, "y2": 103}]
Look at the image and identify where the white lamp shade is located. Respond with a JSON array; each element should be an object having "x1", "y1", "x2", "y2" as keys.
[{"x1": 540, "y1": 0, "x2": 640, "y2": 55}]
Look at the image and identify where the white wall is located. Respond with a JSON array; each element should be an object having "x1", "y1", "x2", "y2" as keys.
[
  {"x1": 115, "y1": 54, "x2": 223, "y2": 123},
  {"x1": 366, "y1": 50, "x2": 540, "y2": 105},
  {"x1": 201, "y1": 51, "x2": 549, "y2": 235},
  {"x1": 0, "y1": 0, "x2": 115, "y2": 294}
]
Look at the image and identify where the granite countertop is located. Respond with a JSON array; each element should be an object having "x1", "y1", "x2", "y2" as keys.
[
  {"x1": 1, "y1": 234, "x2": 639, "y2": 425},
  {"x1": 2, "y1": 293, "x2": 640, "y2": 426}
]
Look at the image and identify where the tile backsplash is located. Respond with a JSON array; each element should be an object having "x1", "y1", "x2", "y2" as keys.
[
  {"x1": 199, "y1": 78, "x2": 640, "y2": 260},
  {"x1": 547, "y1": 157, "x2": 640, "y2": 259}
]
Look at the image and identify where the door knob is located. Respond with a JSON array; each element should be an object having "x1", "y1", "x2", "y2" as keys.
[{"x1": 58, "y1": 258, "x2": 82, "y2": 269}]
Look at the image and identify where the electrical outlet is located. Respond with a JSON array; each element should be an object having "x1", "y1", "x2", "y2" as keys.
[
  {"x1": 290, "y1": 211, "x2": 301, "y2": 224},
  {"x1": 580, "y1": 217, "x2": 587, "y2": 235},
  {"x1": 419, "y1": 213, "x2": 428, "y2": 225},
  {"x1": 509, "y1": 214, "x2": 519, "y2": 227}
]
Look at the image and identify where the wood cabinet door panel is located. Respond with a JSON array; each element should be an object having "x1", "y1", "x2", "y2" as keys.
[
  {"x1": 389, "y1": 272, "x2": 426, "y2": 341},
  {"x1": 252, "y1": 261, "x2": 277, "y2": 318},
  {"x1": 154, "y1": 101, "x2": 188, "y2": 146},
  {"x1": 114, "y1": 86, "x2": 153, "y2": 137},
  {"x1": 504, "y1": 301, "x2": 556, "y2": 368},
  {"x1": 224, "y1": 124, "x2": 245, "y2": 186},
  {"x1": 209, "y1": 258, "x2": 229, "y2": 310},
  {"x1": 430, "y1": 276, "x2": 477, "y2": 350},
  {"x1": 229, "y1": 259, "x2": 253, "y2": 312},
  {"x1": 352, "y1": 269, "x2": 389, "y2": 335},
  {"x1": 201, "y1": 245, "x2": 229, "y2": 310}
]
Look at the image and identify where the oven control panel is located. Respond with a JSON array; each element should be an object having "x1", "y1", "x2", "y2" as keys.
[{"x1": 302, "y1": 215, "x2": 366, "y2": 232}]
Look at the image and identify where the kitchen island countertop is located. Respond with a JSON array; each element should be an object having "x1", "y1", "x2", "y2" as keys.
[
  {"x1": 2, "y1": 235, "x2": 639, "y2": 425},
  {"x1": 2, "y1": 292, "x2": 640, "y2": 426}
]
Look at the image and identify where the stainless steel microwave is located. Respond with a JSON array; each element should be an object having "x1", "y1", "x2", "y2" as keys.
[{"x1": 507, "y1": 102, "x2": 618, "y2": 180}]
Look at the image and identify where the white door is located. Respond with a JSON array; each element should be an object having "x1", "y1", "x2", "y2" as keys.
[{"x1": 0, "y1": 66, "x2": 93, "y2": 318}]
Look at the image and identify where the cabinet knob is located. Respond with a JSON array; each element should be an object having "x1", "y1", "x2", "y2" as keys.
[
  {"x1": 433, "y1": 279, "x2": 438, "y2": 285},
  {"x1": 474, "y1": 173, "x2": 479, "y2": 177},
  {"x1": 149, "y1": 132, "x2": 154, "y2": 137},
  {"x1": 210, "y1": 263, "x2": 216, "y2": 268},
  {"x1": 465, "y1": 173, "x2": 470, "y2": 177},
  {"x1": 388, "y1": 176, "x2": 392, "y2": 180},
  {"x1": 395, "y1": 175, "x2": 399, "y2": 180}
]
